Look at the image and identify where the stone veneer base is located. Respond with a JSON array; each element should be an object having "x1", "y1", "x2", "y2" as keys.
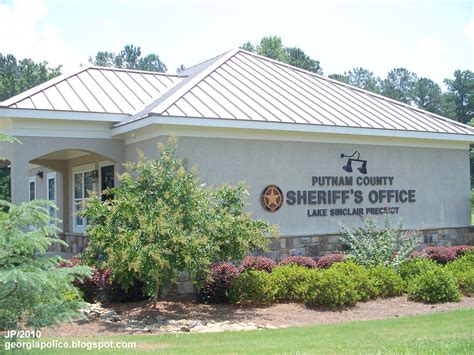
[
  {"x1": 52, "y1": 226, "x2": 474, "y2": 262},
  {"x1": 260, "y1": 226, "x2": 474, "y2": 262}
]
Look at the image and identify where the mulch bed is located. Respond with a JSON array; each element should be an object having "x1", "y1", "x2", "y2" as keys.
[{"x1": 42, "y1": 296, "x2": 474, "y2": 337}]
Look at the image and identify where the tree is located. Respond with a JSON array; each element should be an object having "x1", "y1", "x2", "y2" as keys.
[
  {"x1": 413, "y1": 77, "x2": 443, "y2": 115},
  {"x1": 84, "y1": 137, "x2": 272, "y2": 305},
  {"x1": 89, "y1": 44, "x2": 167, "y2": 72},
  {"x1": 241, "y1": 36, "x2": 323, "y2": 74},
  {"x1": 138, "y1": 54, "x2": 167, "y2": 72},
  {"x1": 381, "y1": 68, "x2": 417, "y2": 104},
  {"x1": 328, "y1": 73, "x2": 349, "y2": 83},
  {"x1": 0, "y1": 54, "x2": 61, "y2": 101},
  {"x1": 329, "y1": 68, "x2": 381, "y2": 93},
  {"x1": 255, "y1": 36, "x2": 286, "y2": 61},
  {"x1": 240, "y1": 41, "x2": 255, "y2": 52},
  {"x1": 443, "y1": 70, "x2": 474, "y2": 124},
  {"x1": 120, "y1": 44, "x2": 141, "y2": 69},
  {"x1": 176, "y1": 64, "x2": 187, "y2": 74},
  {"x1": 0, "y1": 200, "x2": 91, "y2": 333},
  {"x1": 284, "y1": 47, "x2": 322, "y2": 74}
]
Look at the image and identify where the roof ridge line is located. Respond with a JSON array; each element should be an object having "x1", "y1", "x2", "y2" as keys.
[
  {"x1": 239, "y1": 49, "x2": 473, "y2": 131},
  {"x1": 114, "y1": 48, "x2": 240, "y2": 127},
  {"x1": 87, "y1": 65, "x2": 186, "y2": 77},
  {"x1": 178, "y1": 51, "x2": 230, "y2": 74},
  {"x1": 0, "y1": 65, "x2": 91, "y2": 107}
]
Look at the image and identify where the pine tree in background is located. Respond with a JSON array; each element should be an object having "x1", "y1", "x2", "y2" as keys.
[{"x1": 0, "y1": 54, "x2": 61, "y2": 102}]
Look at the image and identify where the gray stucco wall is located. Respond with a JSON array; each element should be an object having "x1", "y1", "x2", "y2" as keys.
[{"x1": 125, "y1": 136, "x2": 471, "y2": 236}]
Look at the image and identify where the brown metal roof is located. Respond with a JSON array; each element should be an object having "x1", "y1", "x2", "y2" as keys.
[
  {"x1": 116, "y1": 49, "x2": 472, "y2": 135},
  {"x1": 2, "y1": 49, "x2": 472, "y2": 137},
  {"x1": 1, "y1": 66, "x2": 185, "y2": 114}
]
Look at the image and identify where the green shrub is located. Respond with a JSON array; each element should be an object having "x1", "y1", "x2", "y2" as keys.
[
  {"x1": 61, "y1": 288, "x2": 84, "y2": 302},
  {"x1": 408, "y1": 268, "x2": 461, "y2": 303},
  {"x1": 84, "y1": 137, "x2": 272, "y2": 304},
  {"x1": 445, "y1": 252, "x2": 474, "y2": 296},
  {"x1": 330, "y1": 261, "x2": 377, "y2": 301},
  {"x1": 338, "y1": 216, "x2": 417, "y2": 267},
  {"x1": 271, "y1": 265, "x2": 313, "y2": 302},
  {"x1": 397, "y1": 258, "x2": 439, "y2": 288},
  {"x1": 304, "y1": 268, "x2": 359, "y2": 308},
  {"x1": 228, "y1": 270, "x2": 275, "y2": 305},
  {"x1": 367, "y1": 265, "x2": 404, "y2": 298}
]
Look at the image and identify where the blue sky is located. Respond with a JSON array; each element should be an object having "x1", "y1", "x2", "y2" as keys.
[{"x1": 0, "y1": 0, "x2": 472, "y2": 86}]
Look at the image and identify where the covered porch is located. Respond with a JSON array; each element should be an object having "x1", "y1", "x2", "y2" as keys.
[{"x1": 2, "y1": 136, "x2": 124, "y2": 255}]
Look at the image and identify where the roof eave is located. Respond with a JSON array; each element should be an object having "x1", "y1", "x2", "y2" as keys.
[
  {"x1": 111, "y1": 115, "x2": 474, "y2": 144},
  {"x1": 0, "y1": 107, "x2": 127, "y2": 123}
]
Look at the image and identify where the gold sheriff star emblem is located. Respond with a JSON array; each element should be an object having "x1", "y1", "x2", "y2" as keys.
[{"x1": 261, "y1": 185, "x2": 284, "y2": 212}]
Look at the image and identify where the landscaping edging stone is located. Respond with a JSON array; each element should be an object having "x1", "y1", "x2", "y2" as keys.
[{"x1": 81, "y1": 303, "x2": 282, "y2": 333}]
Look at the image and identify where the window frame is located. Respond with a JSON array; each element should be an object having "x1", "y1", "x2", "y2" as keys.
[
  {"x1": 72, "y1": 163, "x2": 96, "y2": 234},
  {"x1": 46, "y1": 172, "x2": 57, "y2": 225},
  {"x1": 28, "y1": 175, "x2": 36, "y2": 202}
]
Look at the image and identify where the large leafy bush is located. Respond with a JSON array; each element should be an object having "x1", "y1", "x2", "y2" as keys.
[
  {"x1": 228, "y1": 270, "x2": 275, "y2": 305},
  {"x1": 59, "y1": 258, "x2": 146, "y2": 303},
  {"x1": 330, "y1": 261, "x2": 377, "y2": 301},
  {"x1": 315, "y1": 253, "x2": 346, "y2": 269},
  {"x1": 450, "y1": 246, "x2": 473, "y2": 257},
  {"x1": 304, "y1": 268, "x2": 359, "y2": 308},
  {"x1": 271, "y1": 265, "x2": 312, "y2": 302},
  {"x1": 367, "y1": 265, "x2": 404, "y2": 298},
  {"x1": 445, "y1": 252, "x2": 474, "y2": 296},
  {"x1": 423, "y1": 247, "x2": 457, "y2": 264},
  {"x1": 339, "y1": 216, "x2": 417, "y2": 267},
  {"x1": 396, "y1": 258, "x2": 439, "y2": 288},
  {"x1": 0, "y1": 200, "x2": 91, "y2": 330},
  {"x1": 84, "y1": 137, "x2": 272, "y2": 304},
  {"x1": 198, "y1": 262, "x2": 239, "y2": 303},
  {"x1": 408, "y1": 268, "x2": 461, "y2": 303},
  {"x1": 239, "y1": 256, "x2": 276, "y2": 273}
]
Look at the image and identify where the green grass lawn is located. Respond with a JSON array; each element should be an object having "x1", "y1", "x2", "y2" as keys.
[{"x1": 13, "y1": 309, "x2": 474, "y2": 354}]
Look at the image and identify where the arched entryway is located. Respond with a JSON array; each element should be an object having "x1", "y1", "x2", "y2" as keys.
[{"x1": 5, "y1": 136, "x2": 124, "y2": 254}]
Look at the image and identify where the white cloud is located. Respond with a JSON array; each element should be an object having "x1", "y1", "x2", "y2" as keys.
[
  {"x1": 465, "y1": 17, "x2": 474, "y2": 46},
  {"x1": 0, "y1": 0, "x2": 81, "y2": 70},
  {"x1": 418, "y1": 37, "x2": 447, "y2": 53}
]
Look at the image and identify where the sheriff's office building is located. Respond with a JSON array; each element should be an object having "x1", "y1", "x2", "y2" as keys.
[{"x1": 1, "y1": 49, "x2": 473, "y2": 259}]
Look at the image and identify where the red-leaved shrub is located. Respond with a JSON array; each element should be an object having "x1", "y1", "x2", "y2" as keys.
[
  {"x1": 59, "y1": 258, "x2": 108, "y2": 302},
  {"x1": 59, "y1": 258, "x2": 146, "y2": 303},
  {"x1": 315, "y1": 253, "x2": 347, "y2": 269},
  {"x1": 239, "y1": 256, "x2": 276, "y2": 273},
  {"x1": 199, "y1": 262, "x2": 239, "y2": 303},
  {"x1": 450, "y1": 245, "x2": 473, "y2": 257},
  {"x1": 279, "y1": 256, "x2": 317, "y2": 269},
  {"x1": 423, "y1": 247, "x2": 457, "y2": 264}
]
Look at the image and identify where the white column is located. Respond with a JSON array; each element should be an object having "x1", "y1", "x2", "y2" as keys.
[{"x1": 10, "y1": 157, "x2": 29, "y2": 205}]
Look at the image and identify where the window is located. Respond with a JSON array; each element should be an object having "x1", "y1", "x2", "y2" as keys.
[
  {"x1": 28, "y1": 176, "x2": 36, "y2": 201},
  {"x1": 72, "y1": 164, "x2": 96, "y2": 233},
  {"x1": 47, "y1": 172, "x2": 57, "y2": 225},
  {"x1": 99, "y1": 161, "x2": 115, "y2": 201}
]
